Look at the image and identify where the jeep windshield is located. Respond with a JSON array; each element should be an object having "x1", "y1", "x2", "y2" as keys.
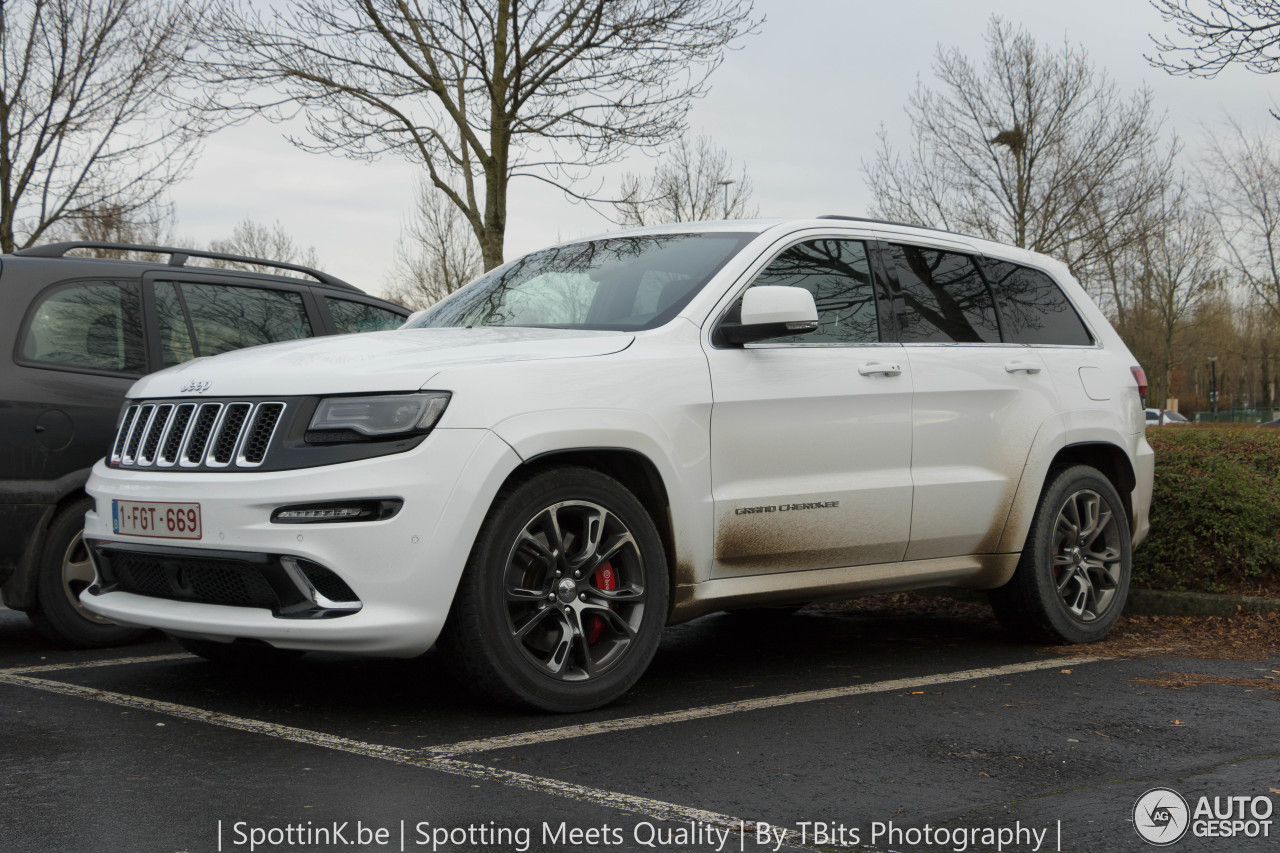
[{"x1": 405, "y1": 233, "x2": 753, "y2": 332}]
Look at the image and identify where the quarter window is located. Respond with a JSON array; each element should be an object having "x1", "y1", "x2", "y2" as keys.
[
  {"x1": 326, "y1": 298, "x2": 404, "y2": 334},
  {"x1": 980, "y1": 260, "x2": 1093, "y2": 346},
  {"x1": 743, "y1": 239, "x2": 880, "y2": 344},
  {"x1": 886, "y1": 244, "x2": 1001, "y2": 343},
  {"x1": 20, "y1": 281, "x2": 145, "y2": 373}
]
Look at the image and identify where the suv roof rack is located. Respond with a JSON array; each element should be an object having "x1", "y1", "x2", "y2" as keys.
[
  {"x1": 816, "y1": 215, "x2": 981, "y2": 243},
  {"x1": 13, "y1": 241, "x2": 358, "y2": 291}
]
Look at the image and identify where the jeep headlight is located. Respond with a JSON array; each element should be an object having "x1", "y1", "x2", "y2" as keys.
[{"x1": 306, "y1": 392, "x2": 451, "y2": 442}]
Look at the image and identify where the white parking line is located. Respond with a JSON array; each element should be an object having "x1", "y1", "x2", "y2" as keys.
[
  {"x1": 425, "y1": 655, "x2": 1107, "y2": 756},
  {"x1": 0, "y1": 670, "x2": 818, "y2": 851},
  {"x1": 0, "y1": 653, "x2": 191, "y2": 675},
  {"x1": 0, "y1": 652, "x2": 1122, "y2": 852}
]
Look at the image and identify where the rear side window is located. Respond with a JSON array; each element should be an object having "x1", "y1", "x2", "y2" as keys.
[
  {"x1": 744, "y1": 238, "x2": 881, "y2": 344},
  {"x1": 325, "y1": 298, "x2": 404, "y2": 334},
  {"x1": 20, "y1": 281, "x2": 145, "y2": 374},
  {"x1": 980, "y1": 259, "x2": 1093, "y2": 346},
  {"x1": 158, "y1": 281, "x2": 311, "y2": 356},
  {"x1": 885, "y1": 244, "x2": 1001, "y2": 343}
]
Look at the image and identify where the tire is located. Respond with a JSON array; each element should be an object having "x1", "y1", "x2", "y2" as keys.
[
  {"x1": 438, "y1": 467, "x2": 669, "y2": 712},
  {"x1": 29, "y1": 497, "x2": 149, "y2": 649},
  {"x1": 173, "y1": 636, "x2": 305, "y2": 666},
  {"x1": 989, "y1": 465, "x2": 1132, "y2": 644}
]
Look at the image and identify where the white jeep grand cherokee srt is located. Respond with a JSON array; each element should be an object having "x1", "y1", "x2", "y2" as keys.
[{"x1": 82, "y1": 217, "x2": 1153, "y2": 712}]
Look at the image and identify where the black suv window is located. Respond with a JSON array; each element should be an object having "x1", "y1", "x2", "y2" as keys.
[
  {"x1": 20, "y1": 280, "x2": 145, "y2": 374},
  {"x1": 886, "y1": 244, "x2": 1001, "y2": 343},
  {"x1": 156, "y1": 281, "x2": 311, "y2": 357},
  {"x1": 326, "y1": 297, "x2": 404, "y2": 334},
  {"x1": 743, "y1": 239, "x2": 880, "y2": 344},
  {"x1": 979, "y1": 259, "x2": 1093, "y2": 346}
]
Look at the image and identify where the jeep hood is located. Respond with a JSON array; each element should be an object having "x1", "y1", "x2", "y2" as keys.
[{"x1": 128, "y1": 327, "x2": 635, "y2": 398}]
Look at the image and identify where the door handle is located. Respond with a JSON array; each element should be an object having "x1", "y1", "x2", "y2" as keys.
[
  {"x1": 858, "y1": 362, "x2": 902, "y2": 377},
  {"x1": 1004, "y1": 360, "x2": 1042, "y2": 374}
]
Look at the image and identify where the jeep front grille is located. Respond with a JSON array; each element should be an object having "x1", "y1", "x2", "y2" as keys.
[{"x1": 110, "y1": 400, "x2": 287, "y2": 470}]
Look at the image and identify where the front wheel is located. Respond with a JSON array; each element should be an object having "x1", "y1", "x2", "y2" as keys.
[
  {"x1": 438, "y1": 467, "x2": 669, "y2": 712},
  {"x1": 989, "y1": 465, "x2": 1132, "y2": 644},
  {"x1": 30, "y1": 498, "x2": 149, "y2": 648}
]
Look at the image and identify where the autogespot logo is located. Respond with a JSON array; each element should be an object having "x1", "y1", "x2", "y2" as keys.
[{"x1": 1134, "y1": 787, "x2": 1191, "y2": 845}]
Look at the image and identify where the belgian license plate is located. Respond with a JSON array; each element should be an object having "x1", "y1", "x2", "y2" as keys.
[{"x1": 112, "y1": 501, "x2": 202, "y2": 540}]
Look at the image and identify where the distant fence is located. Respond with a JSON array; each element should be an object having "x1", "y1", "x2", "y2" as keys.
[{"x1": 1193, "y1": 408, "x2": 1279, "y2": 424}]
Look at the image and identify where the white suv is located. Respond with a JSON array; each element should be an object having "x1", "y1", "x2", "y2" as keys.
[{"x1": 82, "y1": 218, "x2": 1153, "y2": 711}]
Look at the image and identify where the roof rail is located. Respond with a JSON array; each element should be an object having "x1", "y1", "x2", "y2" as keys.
[
  {"x1": 13, "y1": 241, "x2": 358, "y2": 291},
  {"x1": 816, "y1": 215, "x2": 980, "y2": 242}
]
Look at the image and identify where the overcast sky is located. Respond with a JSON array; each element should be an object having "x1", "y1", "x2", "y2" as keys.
[{"x1": 168, "y1": 0, "x2": 1280, "y2": 297}]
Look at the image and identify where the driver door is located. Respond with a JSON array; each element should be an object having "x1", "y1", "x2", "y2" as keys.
[{"x1": 703, "y1": 237, "x2": 915, "y2": 578}]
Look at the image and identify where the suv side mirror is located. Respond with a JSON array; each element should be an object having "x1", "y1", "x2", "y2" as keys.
[{"x1": 720, "y1": 286, "x2": 819, "y2": 345}]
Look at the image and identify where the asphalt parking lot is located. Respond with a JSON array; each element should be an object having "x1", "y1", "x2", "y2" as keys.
[{"x1": 1, "y1": 601, "x2": 1276, "y2": 853}]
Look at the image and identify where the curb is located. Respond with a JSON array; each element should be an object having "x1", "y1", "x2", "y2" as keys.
[
  {"x1": 1125, "y1": 588, "x2": 1280, "y2": 618},
  {"x1": 916, "y1": 587, "x2": 1280, "y2": 618}
]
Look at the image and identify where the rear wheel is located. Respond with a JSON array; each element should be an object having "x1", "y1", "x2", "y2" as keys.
[
  {"x1": 989, "y1": 465, "x2": 1132, "y2": 644},
  {"x1": 30, "y1": 498, "x2": 149, "y2": 648},
  {"x1": 439, "y1": 467, "x2": 668, "y2": 712}
]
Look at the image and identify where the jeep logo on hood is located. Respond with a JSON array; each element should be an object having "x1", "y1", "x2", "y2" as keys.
[{"x1": 179, "y1": 380, "x2": 211, "y2": 394}]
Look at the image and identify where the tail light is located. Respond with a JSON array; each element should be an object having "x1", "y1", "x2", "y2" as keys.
[{"x1": 1130, "y1": 366, "x2": 1148, "y2": 401}]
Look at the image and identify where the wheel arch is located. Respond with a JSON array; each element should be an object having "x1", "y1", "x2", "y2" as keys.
[
  {"x1": 997, "y1": 420, "x2": 1141, "y2": 560},
  {"x1": 499, "y1": 447, "x2": 683, "y2": 619},
  {"x1": 0, "y1": 470, "x2": 92, "y2": 611}
]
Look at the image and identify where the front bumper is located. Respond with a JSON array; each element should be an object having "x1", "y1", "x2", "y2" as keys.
[{"x1": 81, "y1": 428, "x2": 521, "y2": 656}]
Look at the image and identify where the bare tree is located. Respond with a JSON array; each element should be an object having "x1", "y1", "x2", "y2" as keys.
[
  {"x1": 0, "y1": 0, "x2": 211, "y2": 252},
  {"x1": 205, "y1": 219, "x2": 323, "y2": 276},
  {"x1": 1149, "y1": 0, "x2": 1280, "y2": 77},
  {"x1": 1122, "y1": 187, "x2": 1225, "y2": 407},
  {"x1": 42, "y1": 202, "x2": 178, "y2": 261},
  {"x1": 864, "y1": 18, "x2": 1176, "y2": 300},
  {"x1": 200, "y1": 0, "x2": 758, "y2": 271},
  {"x1": 613, "y1": 135, "x2": 756, "y2": 225},
  {"x1": 385, "y1": 178, "x2": 483, "y2": 309},
  {"x1": 1199, "y1": 119, "x2": 1280, "y2": 321}
]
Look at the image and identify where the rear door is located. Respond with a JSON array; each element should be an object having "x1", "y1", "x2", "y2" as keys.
[
  {"x1": 703, "y1": 234, "x2": 915, "y2": 577},
  {"x1": 880, "y1": 240, "x2": 1060, "y2": 560}
]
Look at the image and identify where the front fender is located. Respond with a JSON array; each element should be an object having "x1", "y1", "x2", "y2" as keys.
[{"x1": 491, "y1": 409, "x2": 713, "y2": 603}]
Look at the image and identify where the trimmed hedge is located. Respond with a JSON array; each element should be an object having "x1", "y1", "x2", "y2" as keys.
[{"x1": 1136, "y1": 426, "x2": 1280, "y2": 596}]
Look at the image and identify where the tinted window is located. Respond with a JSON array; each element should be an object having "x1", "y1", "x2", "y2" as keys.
[
  {"x1": 744, "y1": 239, "x2": 880, "y2": 344},
  {"x1": 167, "y1": 282, "x2": 311, "y2": 355},
  {"x1": 886, "y1": 244, "x2": 1001, "y2": 343},
  {"x1": 980, "y1": 259, "x2": 1093, "y2": 346},
  {"x1": 155, "y1": 282, "x2": 196, "y2": 367},
  {"x1": 409, "y1": 234, "x2": 753, "y2": 331},
  {"x1": 326, "y1": 298, "x2": 404, "y2": 334},
  {"x1": 20, "y1": 281, "x2": 145, "y2": 373}
]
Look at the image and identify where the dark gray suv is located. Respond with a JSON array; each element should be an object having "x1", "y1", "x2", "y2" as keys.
[{"x1": 0, "y1": 242, "x2": 408, "y2": 647}]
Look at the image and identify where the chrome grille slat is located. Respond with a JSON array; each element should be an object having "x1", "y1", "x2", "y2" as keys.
[
  {"x1": 110, "y1": 405, "x2": 140, "y2": 463},
  {"x1": 237, "y1": 403, "x2": 286, "y2": 467},
  {"x1": 182, "y1": 403, "x2": 225, "y2": 467},
  {"x1": 137, "y1": 404, "x2": 174, "y2": 466},
  {"x1": 207, "y1": 403, "x2": 252, "y2": 467},
  {"x1": 111, "y1": 399, "x2": 288, "y2": 470},
  {"x1": 121, "y1": 405, "x2": 156, "y2": 465},
  {"x1": 157, "y1": 403, "x2": 197, "y2": 467}
]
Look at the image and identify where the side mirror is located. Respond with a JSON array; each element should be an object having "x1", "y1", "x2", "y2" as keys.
[
  {"x1": 401, "y1": 309, "x2": 428, "y2": 327},
  {"x1": 720, "y1": 286, "x2": 819, "y2": 345}
]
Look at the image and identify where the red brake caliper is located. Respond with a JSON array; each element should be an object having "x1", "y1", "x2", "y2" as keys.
[{"x1": 586, "y1": 562, "x2": 616, "y2": 643}]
